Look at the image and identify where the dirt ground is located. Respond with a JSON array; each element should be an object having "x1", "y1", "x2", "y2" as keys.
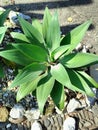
[{"x1": 0, "y1": 0, "x2": 98, "y2": 53}]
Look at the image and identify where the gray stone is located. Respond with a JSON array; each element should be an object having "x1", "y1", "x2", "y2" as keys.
[
  {"x1": 67, "y1": 98, "x2": 84, "y2": 113},
  {"x1": 31, "y1": 121, "x2": 42, "y2": 130},
  {"x1": 24, "y1": 108, "x2": 40, "y2": 121},
  {"x1": 63, "y1": 117, "x2": 76, "y2": 130},
  {"x1": 9, "y1": 104, "x2": 25, "y2": 119}
]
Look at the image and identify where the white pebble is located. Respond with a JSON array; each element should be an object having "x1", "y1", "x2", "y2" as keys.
[
  {"x1": 31, "y1": 121, "x2": 42, "y2": 130},
  {"x1": 25, "y1": 108, "x2": 40, "y2": 121},
  {"x1": 63, "y1": 117, "x2": 76, "y2": 130},
  {"x1": 10, "y1": 104, "x2": 25, "y2": 119},
  {"x1": 67, "y1": 98, "x2": 81, "y2": 113}
]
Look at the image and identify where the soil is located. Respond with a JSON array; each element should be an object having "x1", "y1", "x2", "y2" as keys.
[{"x1": 0, "y1": 0, "x2": 98, "y2": 54}]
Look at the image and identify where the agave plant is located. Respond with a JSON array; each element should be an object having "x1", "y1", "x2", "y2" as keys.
[
  {"x1": 0, "y1": 7, "x2": 98, "y2": 113},
  {"x1": 0, "y1": 9, "x2": 10, "y2": 78}
]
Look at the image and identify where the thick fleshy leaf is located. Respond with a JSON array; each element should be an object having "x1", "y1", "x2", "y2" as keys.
[
  {"x1": 51, "y1": 45, "x2": 70, "y2": 60},
  {"x1": 0, "y1": 64, "x2": 4, "y2": 78},
  {"x1": 32, "y1": 19, "x2": 43, "y2": 35},
  {"x1": 0, "y1": 27, "x2": 7, "y2": 44},
  {"x1": 50, "y1": 63, "x2": 94, "y2": 96},
  {"x1": 42, "y1": 7, "x2": 52, "y2": 39},
  {"x1": 11, "y1": 32, "x2": 30, "y2": 43},
  {"x1": 13, "y1": 43, "x2": 48, "y2": 62},
  {"x1": 67, "y1": 69, "x2": 95, "y2": 96},
  {"x1": 50, "y1": 63, "x2": 75, "y2": 91},
  {"x1": 37, "y1": 73, "x2": 55, "y2": 113},
  {"x1": 46, "y1": 11, "x2": 61, "y2": 51},
  {"x1": 16, "y1": 76, "x2": 41, "y2": 101},
  {"x1": 61, "y1": 20, "x2": 91, "y2": 53},
  {"x1": 0, "y1": 9, "x2": 10, "y2": 26},
  {"x1": 9, "y1": 62, "x2": 47, "y2": 89},
  {"x1": 18, "y1": 17, "x2": 44, "y2": 45},
  {"x1": 78, "y1": 71, "x2": 98, "y2": 88},
  {"x1": 0, "y1": 49, "x2": 33, "y2": 66},
  {"x1": 60, "y1": 53, "x2": 98, "y2": 68},
  {"x1": 51, "y1": 81, "x2": 65, "y2": 110}
]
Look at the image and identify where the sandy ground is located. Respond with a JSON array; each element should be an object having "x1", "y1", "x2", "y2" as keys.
[{"x1": 0, "y1": 0, "x2": 98, "y2": 53}]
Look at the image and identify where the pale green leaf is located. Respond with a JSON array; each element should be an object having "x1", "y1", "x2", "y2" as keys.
[
  {"x1": 46, "y1": 11, "x2": 61, "y2": 51},
  {"x1": 42, "y1": 7, "x2": 52, "y2": 39},
  {"x1": 0, "y1": 27, "x2": 7, "y2": 44},
  {"x1": 32, "y1": 19, "x2": 43, "y2": 35},
  {"x1": 78, "y1": 71, "x2": 98, "y2": 88},
  {"x1": 67, "y1": 69, "x2": 95, "y2": 96},
  {"x1": 61, "y1": 20, "x2": 91, "y2": 53},
  {"x1": 60, "y1": 53, "x2": 98, "y2": 68},
  {"x1": 51, "y1": 81, "x2": 65, "y2": 110},
  {"x1": 0, "y1": 48, "x2": 33, "y2": 66},
  {"x1": 11, "y1": 32, "x2": 30, "y2": 43},
  {"x1": 16, "y1": 76, "x2": 40, "y2": 101},
  {"x1": 50, "y1": 63, "x2": 94, "y2": 96},
  {"x1": 51, "y1": 45, "x2": 70, "y2": 60},
  {"x1": 37, "y1": 73, "x2": 55, "y2": 113},
  {"x1": 13, "y1": 43, "x2": 48, "y2": 62},
  {"x1": 18, "y1": 17, "x2": 45, "y2": 45},
  {"x1": 50, "y1": 63, "x2": 75, "y2": 91},
  {"x1": 9, "y1": 62, "x2": 47, "y2": 89}
]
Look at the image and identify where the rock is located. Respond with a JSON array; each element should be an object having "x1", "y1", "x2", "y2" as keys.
[
  {"x1": 8, "y1": 10, "x2": 31, "y2": 27},
  {"x1": 63, "y1": 117, "x2": 76, "y2": 130},
  {"x1": 0, "y1": 106, "x2": 9, "y2": 122},
  {"x1": 24, "y1": 108, "x2": 40, "y2": 121},
  {"x1": 86, "y1": 64, "x2": 98, "y2": 106},
  {"x1": 67, "y1": 98, "x2": 84, "y2": 113},
  {"x1": 90, "y1": 64, "x2": 98, "y2": 83},
  {"x1": 31, "y1": 121, "x2": 42, "y2": 130},
  {"x1": 9, "y1": 104, "x2": 25, "y2": 119}
]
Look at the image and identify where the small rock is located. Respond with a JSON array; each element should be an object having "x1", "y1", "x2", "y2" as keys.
[
  {"x1": 90, "y1": 64, "x2": 98, "y2": 83},
  {"x1": 67, "y1": 98, "x2": 83, "y2": 113},
  {"x1": 8, "y1": 10, "x2": 31, "y2": 26},
  {"x1": 87, "y1": 64, "x2": 98, "y2": 105},
  {"x1": 63, "y1": 117, "x2": 76, "y2": 130},
  {"x1": 31, "y1": 121, "x2": 42, "y2": 130},
  {"x1": 0, "y1": 106, "x2": 9, "y2": 122},
  {"x1": 10, "y1": 104, "x2": 25, "y2": 119},
  {"x1": 25, "y1": 108, "x2": 40, "y2": 121}
]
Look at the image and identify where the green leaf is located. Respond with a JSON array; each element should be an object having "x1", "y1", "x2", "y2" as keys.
[
  {"x1": 0, "y1": 48, "x2": 33, "y2": 66},
  {"x1": 9, "y1": 62, "x2": 47, "y2": 89},
  {"x1": 0, "y1": 9, "x2": 10, "y2": 26},
  {"x1": 11, "y1": 32, "x2": 30, "y2": 43},
  {"x1": 13, "y1": 43, "x2": 48, "y2": 62},
  {"x1": 60, "y1": 53, "x2": 98, "y2": 68},
  {"x1": 0, "y1": 64, "x2": 5, "y2": 78},
  {"x1": 16, "y1": 76, "x2": 41, "y2": 101},
  {"x1": 37, "y1": 73, "x2": 55, "y2": 113},
  {"x1": 61, "y1": 20, "x2": 91, "y2": 53},
  {"x1": 67, "y1": 69, "x2": 94, "y2": 96},
  {"x1": 32, "y1": 19, "x2": 43, "y2": 35},
  {"x1": 0, "y1": 27, "x2": 7, "y2": 44},
  {"x1": 42, "y1": 7, "x2": 52, "y2": 39},
  {"x1": 51, "y1": 81, "x2": 65, "y2": 110},
  {"x1": 18, "y1": 17, "x2": 45, "y2": 45},
  {"x1": 50, "y1": 63, "x2": 94, "y2": 96},
  {"x1": 78, "y1": 71, "x2": 98, "y2": 88},
  {"x1": 46, "y1": 11, "x2": 61, "y2": 51},
  {"x1": 50, "y1": 63, "x2": 75, "y2": 91},
  {"x1": 51, "y1": 45, "x2": 70, "y2": 60}
]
